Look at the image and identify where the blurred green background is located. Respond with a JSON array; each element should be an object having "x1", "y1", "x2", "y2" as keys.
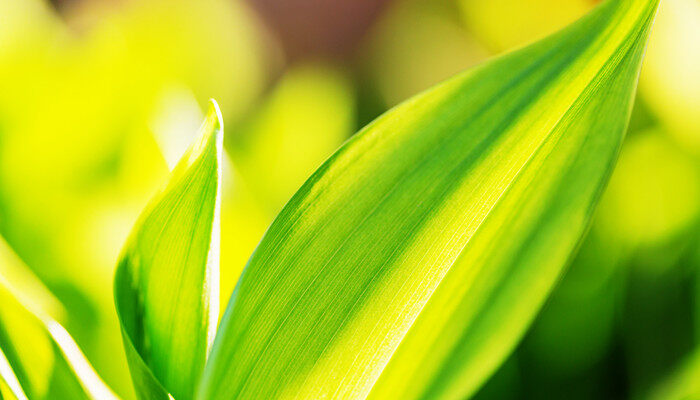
[{"x1": 0, "y1": 0, "x2": 698, "y2": 398}]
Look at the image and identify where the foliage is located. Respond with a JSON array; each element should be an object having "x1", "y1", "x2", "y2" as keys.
[{"x1": 3, "y1": 0, "x2": 698, "y2": 399}]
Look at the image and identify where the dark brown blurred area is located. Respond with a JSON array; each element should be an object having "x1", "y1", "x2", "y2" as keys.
[
  {"x1": 50, "y1": 0, "x2": 394, "y2": 59},
  {"x1": 246, "y1": 0, "x2": 394, "y2": 59}
]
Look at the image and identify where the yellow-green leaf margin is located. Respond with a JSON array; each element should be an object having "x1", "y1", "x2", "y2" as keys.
[
  {"x1": 115, "y1": 100, "x2": 223, "y2": 399},
  {"x1": 198, "y1": 0, "x2": 659, "y2": 399}
]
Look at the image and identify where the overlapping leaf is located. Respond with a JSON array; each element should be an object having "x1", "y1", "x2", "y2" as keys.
[
  {"x1": 0, "y1": 238, "x2": 117, "y2": 400},
  {"x1": 198, "y1": 0, "x2": 659, "y2": 399},
  {"x1": 115, "y1": 101, "x2": 223, "y2": 399}
]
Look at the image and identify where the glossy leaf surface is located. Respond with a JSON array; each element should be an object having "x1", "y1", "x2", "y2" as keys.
[
  {"x1": 199, "y1": 0, "x2": 659, "y2": 398},
  {"x1": 115, "y1": 101, "x2": 223, "y2": 399},
  {"x1": 0, "y1": 238, "x2": 117, "y2": 400}
]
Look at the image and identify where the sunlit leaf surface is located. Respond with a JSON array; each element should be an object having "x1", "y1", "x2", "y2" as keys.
[
  {"x1": 198, "y1": 0, "x2": 659, "y2": 399},
  {"x1": 115, "y1": 102, "x2": 223, "y2": 399},
  {"x1": 0, "y1": 0, "x2": 268, "y2": 395},
  {"x1": 0, "y1": 345, "x2": 27, "y2": 400},
  {"x1": 0, "y1": 239, "x2": 117, "y2": 400},
  {"x1": 222, "y1": 63, "x2": 356, "y2": 305}
]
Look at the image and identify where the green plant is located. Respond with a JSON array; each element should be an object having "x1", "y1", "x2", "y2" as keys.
[{"x1": 0, "y1": 0, "x2": 659, "y2": 398}]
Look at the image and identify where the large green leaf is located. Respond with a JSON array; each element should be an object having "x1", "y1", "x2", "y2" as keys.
[
  {"x1": 115, "y1": 101, "x2": 223, "y2": 399},
  {"x1": 0, "y1": 238, "x2": 118, "y2": 400},
  {"x1": 198, "y1": 0, "x2": 659, "y2": 399}
]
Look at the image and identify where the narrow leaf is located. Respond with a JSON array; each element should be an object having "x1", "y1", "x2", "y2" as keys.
[
  {"x1": 0, "y1": 346, "x2": 27, "y2": 400},
  {"x1": 199, "y1": 0, "x2": 658, "y2": 399},
  {"x1": 115, "y1": 100, "x2": 223, "y2": 399},
  {"x1": 0, "y1": 238, "x2": 118, "y2": 400}
]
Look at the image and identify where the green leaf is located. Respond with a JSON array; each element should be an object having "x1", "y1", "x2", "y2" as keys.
[
  {"x1": 0, "y1": 346, "x2": 26, "y2": 400},
  {"x1": 115, "y1": 100, "x2": 223, "y2": 399},
  {"x1": 198, "y1": 0, "x2": 659, "y2": 399},
  {"x1": 220, "y1": 63, "x2": 356, "y2": 308},
  {"x1": 0, "y1": 238, "x2": 118, "y2": 400}
]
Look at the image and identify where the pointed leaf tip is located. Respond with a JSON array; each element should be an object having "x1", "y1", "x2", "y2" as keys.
[
  {"x1": 115, "y1": 103, "x2": 223, "y2": 399},
  {"x1": 198, "y1": 1, "x2": 659, "y2": 399}
]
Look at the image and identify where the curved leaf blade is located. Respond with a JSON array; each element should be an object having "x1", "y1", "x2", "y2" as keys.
[
  {"x1": 0, "y1": 346, "x2": 27, "y2": 400},
  {"x1": 115, "y1": 100, "x2": 222, "y2": 399},
  {"x1": 199, "y1": 0, "x2": 659, "y2": 399},
  {"x1": 368, "y1": 14, "x2": 656, "y2": 399},
  {"x1": 0, "y1": 238, "x2": 118, "y2": 400}
]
